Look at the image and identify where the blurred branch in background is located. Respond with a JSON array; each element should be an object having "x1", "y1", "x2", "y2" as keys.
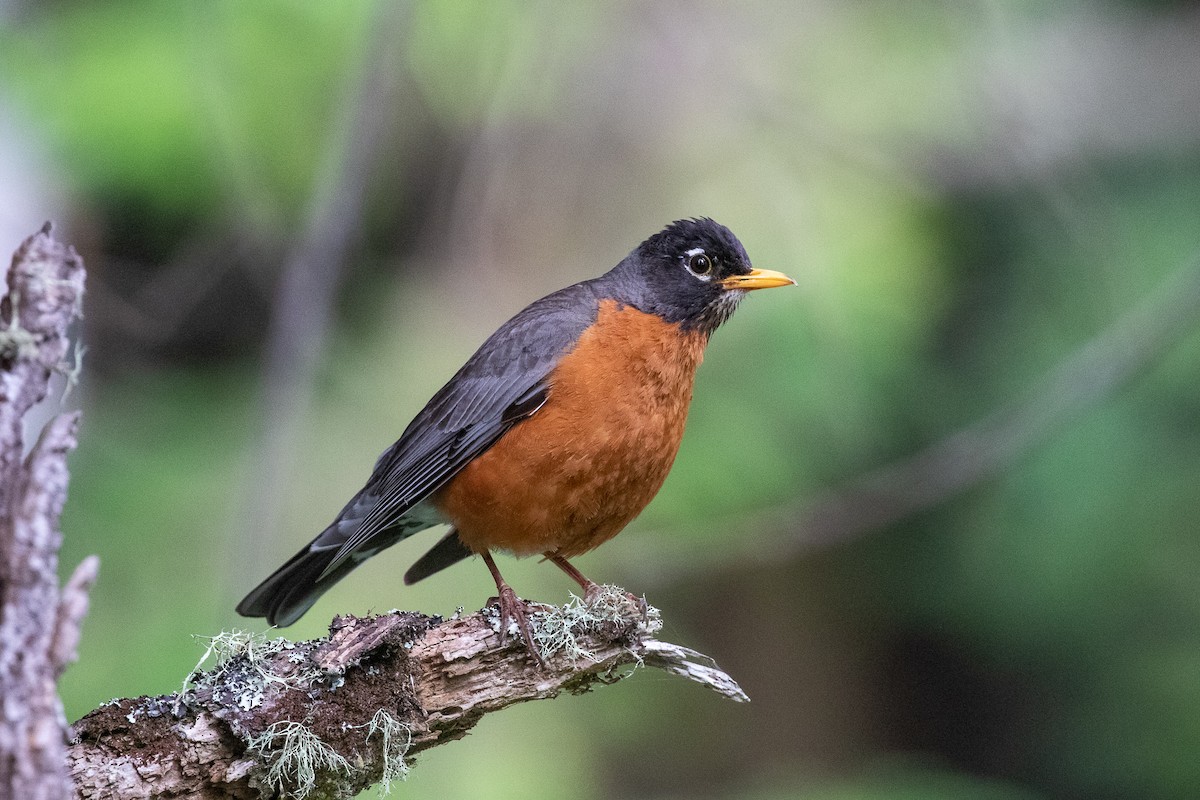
[
  {"x1": 240, "y1": 1, "x2": 411, "y2": 582},
  {"x1": 628, "y1": 245, "x2": 1200, "y2": 586}
]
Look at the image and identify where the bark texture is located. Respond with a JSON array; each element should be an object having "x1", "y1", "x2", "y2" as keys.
[
  {"x1": 0, "y1": 224, "x2": 93, "y2": 800},
  {"x1": 69, "y1": 595, "x2": 747, "y2": 799}
]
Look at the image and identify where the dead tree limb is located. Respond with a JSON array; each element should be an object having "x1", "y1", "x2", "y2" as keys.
[
  {"x1": 0, "y1": 224, "x2": 93, "y2": 800},
  {"x1": 68, "y1": 594, "x2": 747, "y2": 800}
]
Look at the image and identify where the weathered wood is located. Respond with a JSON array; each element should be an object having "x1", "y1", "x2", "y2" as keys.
[
  {"x1": 0, "y1": 224, "x2": 92, "y2": 800},
  {"x1": 69, "y1": 593, "x2": 747, "y2": 799}
]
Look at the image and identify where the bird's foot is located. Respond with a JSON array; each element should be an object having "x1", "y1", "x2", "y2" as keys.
[{"x1": 493, "y1": 584, "x2": 545, "y2": 668}]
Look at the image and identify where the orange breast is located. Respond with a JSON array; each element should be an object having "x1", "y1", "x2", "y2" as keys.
[{"x1": 433, "y1": 299, "x2": 707, "y2": 558}]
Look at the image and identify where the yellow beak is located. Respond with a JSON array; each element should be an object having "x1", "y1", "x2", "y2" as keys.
[{"x1": 719, "y1": 268, "x2": 796, "y2": 291}]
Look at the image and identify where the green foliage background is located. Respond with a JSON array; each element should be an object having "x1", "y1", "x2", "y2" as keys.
[{"x1": 3, "y1": 1, "x2": 1200, "y2": 798}]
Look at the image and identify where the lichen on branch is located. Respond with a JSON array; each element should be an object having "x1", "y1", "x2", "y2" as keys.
[{"x1": 69, "y1": 589, "x2": 747, "y2": 799}]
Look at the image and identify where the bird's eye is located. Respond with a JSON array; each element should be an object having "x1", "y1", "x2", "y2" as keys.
[{"x1": 685, "y1": 250, "x2": 713, "y2": 279}]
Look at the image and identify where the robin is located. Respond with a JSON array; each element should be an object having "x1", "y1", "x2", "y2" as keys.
[{"x1": 238, "y1": 218, "x2": 793, "y2": 652}]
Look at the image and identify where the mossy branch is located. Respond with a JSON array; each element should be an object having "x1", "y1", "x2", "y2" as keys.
[{"x1": 68, "y1": 591, "x2": 747, "y2": 800}]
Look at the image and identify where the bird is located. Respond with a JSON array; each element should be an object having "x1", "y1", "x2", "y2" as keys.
[{"x1": 237, "y1": 218, "x2": 794, "y2": 654}]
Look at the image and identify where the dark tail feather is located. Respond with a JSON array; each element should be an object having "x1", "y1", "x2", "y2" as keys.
[
  {"x1": 237, "y1": 544, "x2": 358, "y2": 627},
  {"x1": 404, "y1": 529, "x2": 473, "y2": 585}
]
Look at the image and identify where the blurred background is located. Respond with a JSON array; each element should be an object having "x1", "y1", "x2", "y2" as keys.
[{"x1": 3, "y1": 1, "x2": 1200, "y2": 798}]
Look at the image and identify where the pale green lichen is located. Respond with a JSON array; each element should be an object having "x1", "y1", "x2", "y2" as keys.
[
  {"x1": 179, "y1": 629, "x2": 321, "y2": 713},
  {"x1": 2, "y1": 277, "x2": 86, "y2": 400},
  {"x1": 350, "y1": 709, "x2": 412, "y2": 794},
  {"x1": 246, "y1": 720, "x2": 350, "y2": 799},
  {"x1": 58, "y1": 339, "x2": 86, "y2": 402},
  {"x1": 0, "y1": 289, "x2": 40, "y2": 363},
  {"x1": 532, "y1": 584, "x2": 662, "y2": 662}
]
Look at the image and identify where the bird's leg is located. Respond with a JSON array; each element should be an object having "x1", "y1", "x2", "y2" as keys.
[
  {"x1": 545, "y1": 552, "x2": 601, "y2": 599},
  {"x1": 481, "y1": 550, "x2": 542, "y2": 664},
  {"x1": 545, "y1": 553, "x2": 648, "y2": 619}
]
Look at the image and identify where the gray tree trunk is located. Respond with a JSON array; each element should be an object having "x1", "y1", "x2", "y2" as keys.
[{"x1": 0, "y1": 224, "x2": 96, "y2": 800}]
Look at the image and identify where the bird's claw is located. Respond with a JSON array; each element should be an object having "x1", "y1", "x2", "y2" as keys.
[{"x1": 494, "y1": 585, "x2": 546, "y2": 668}]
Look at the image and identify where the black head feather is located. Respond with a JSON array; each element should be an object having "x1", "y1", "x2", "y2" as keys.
[
  {"x1": 607, "y1": 218, "x2": 757, "y2": 335},
  {"x1": 637, "y1": 217, "x2": 751, "y2": 266}
]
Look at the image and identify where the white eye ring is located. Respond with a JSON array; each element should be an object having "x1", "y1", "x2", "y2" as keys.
[{"x1": 683, "y1": 248, "x2": 714, "y2": 281}]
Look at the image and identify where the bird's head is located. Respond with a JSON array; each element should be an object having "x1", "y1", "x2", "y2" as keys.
[{"x1": 615, "y1": 218, "x2": 794, "y2": 335}]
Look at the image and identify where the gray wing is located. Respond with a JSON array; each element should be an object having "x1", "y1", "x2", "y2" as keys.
[{"x1": 316, "y1": 280, "x2": 601, "y2": 575}]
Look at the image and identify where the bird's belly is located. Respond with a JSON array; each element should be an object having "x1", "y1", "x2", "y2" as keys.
[{"x1": 434, "y1": 301, "x2": 707, "y2": 558}]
